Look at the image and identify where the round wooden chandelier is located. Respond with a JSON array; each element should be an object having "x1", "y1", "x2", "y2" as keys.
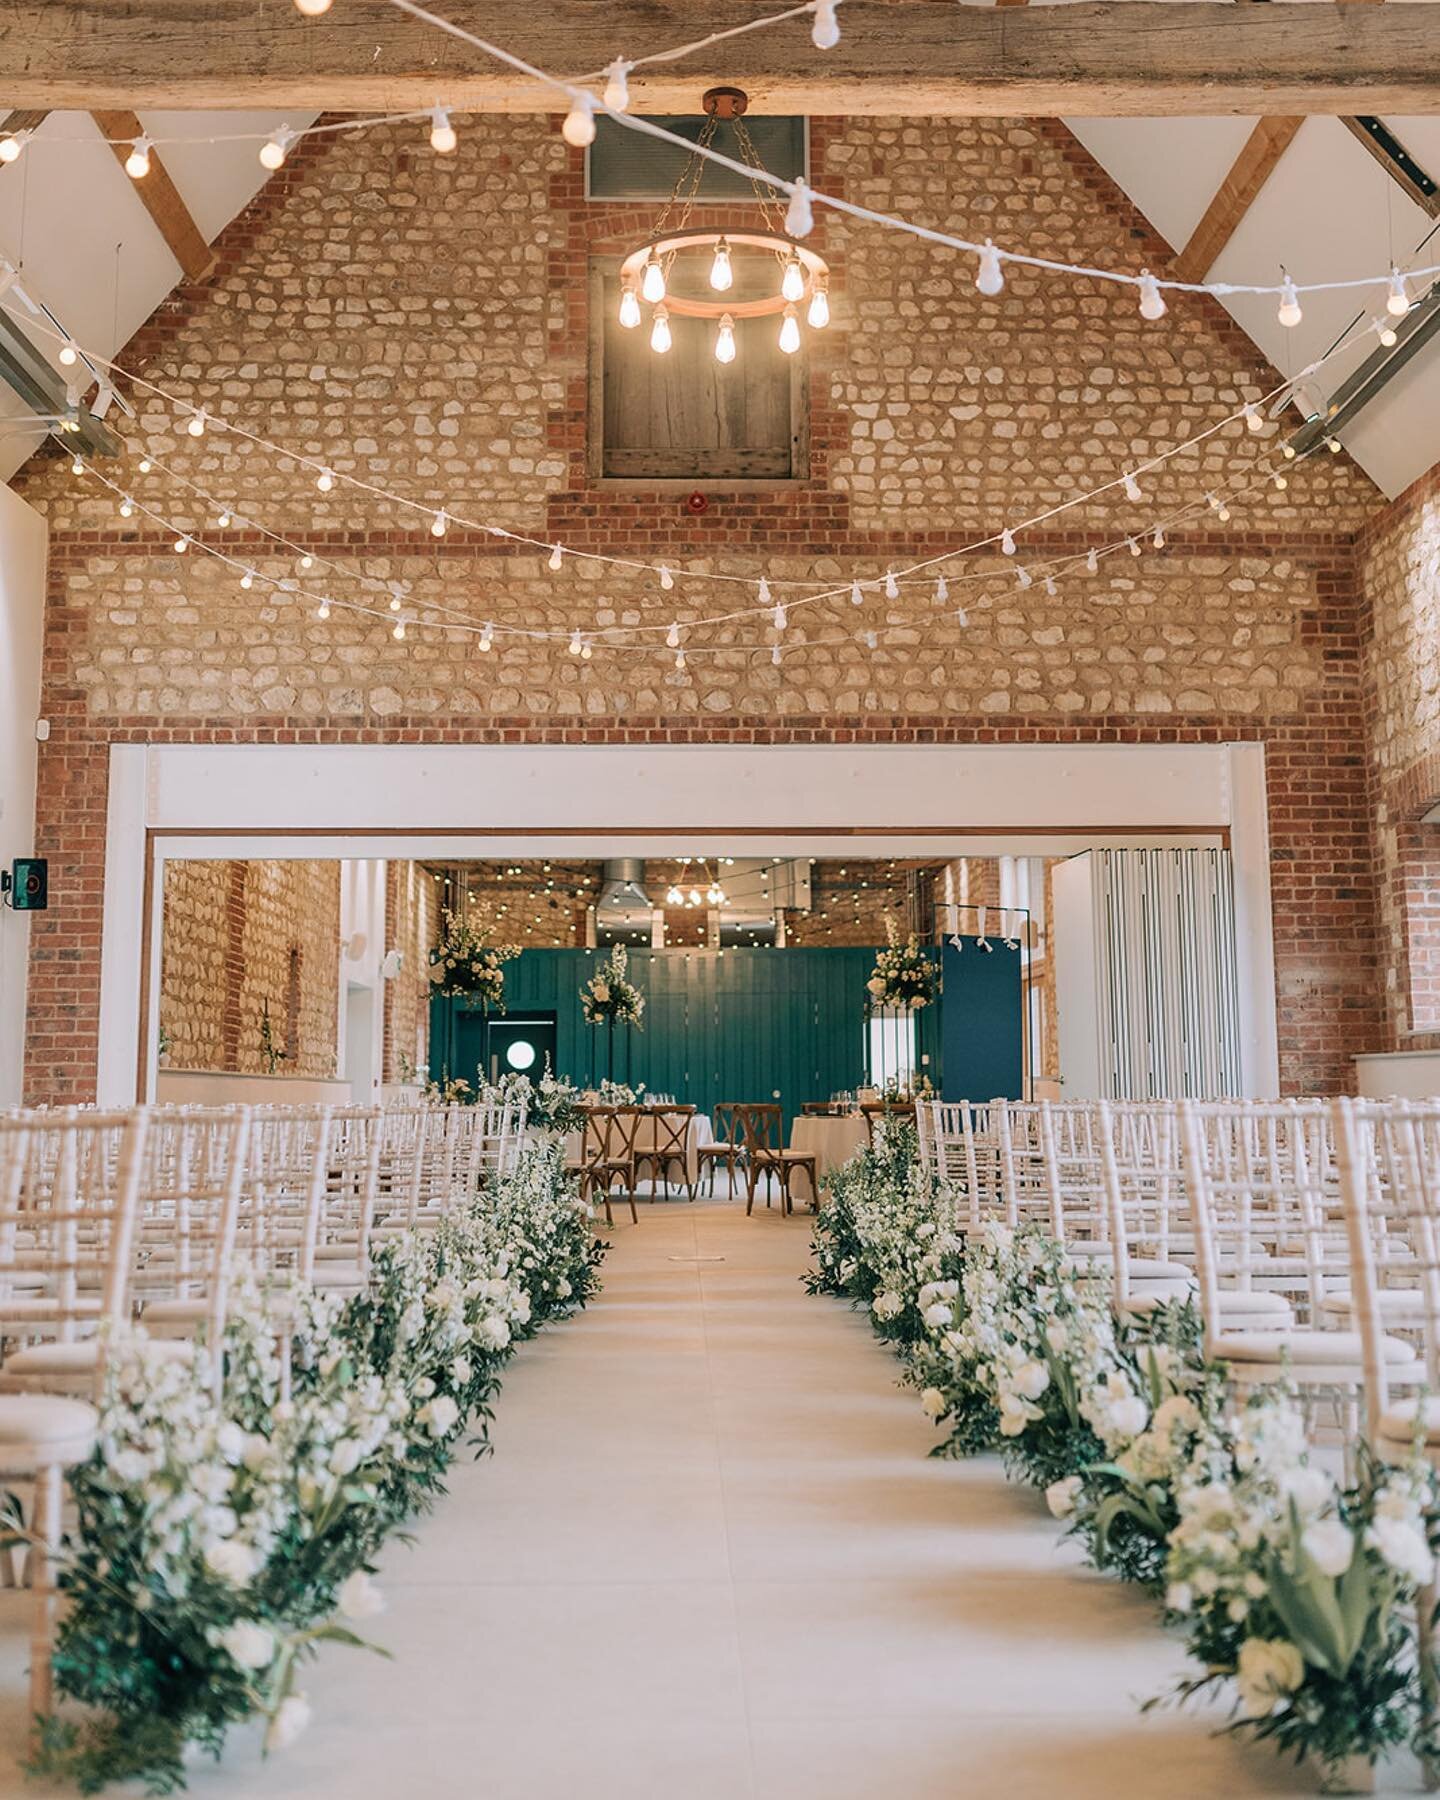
[{"x1": 616, "y1": 87, "x2": 830, "y2": 363}]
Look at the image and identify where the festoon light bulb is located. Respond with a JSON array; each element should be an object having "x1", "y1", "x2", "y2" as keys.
[
  {"x1": 239, "y1": 570, "x2": 255, "y2": 590},
  {"x1": 1387, "y1": 268, "x2": 1411, "y2": 318},
  {"x1": 714, "y1": 314, "x2": 737, "y2": 364},
  {"x1": 935, "y1": 573, "x2": 949, "y2": 604},
  {"x1": 709, "y1": 238, "x2": 733, "y2": 292},
  {"x1": 431, "y1": 509, "x2": 448, "y2": 538},
  {"x1": 259, "y1": 126, "x2": 296, "y2": 171},
  {"x1": 0, "y1": 131, "x2": 30, "y2": 165},
  {"x1": 568, "y1": 630, "x2": 584, "y2": 656},
  {"x1": 811, "y1": 0, "x2": 841, "y2": 50},
  {"x1": 1243, "y1": 402, "x2": 1265, "y2": 434},
  {"x1": 548, "y1": 542, "x2": 564, "y2": 572},
  {"x1": 1001, "y1": 528, "x2": 1016, "y2": 557},
  {"x1": 618, "y1": 282, "x2": 641, "y2": 329},
  {"x1": 1123, "y1": 471, "x2": 1142, "y2": 503},
  {"x1": 315, "y1": 466, "x2": 335, "y2": 492},
  {"x1": 778, "y1": 305, "x2": 801, "y2": 354},
  {"x1": 479, "y1": 622, "x2": 494, "y2": 651},
  {"x1": 650, "y1": 305, "x2": 672, "y2": 354},
  {"x1": 118, "y1": 496, "x2": 135, "y2": 518},
  {"x1": 1137, "y1": 271, "x2": 1166, "y2": 321},
  {"x1": 884, "y1": 570, "x2": 899, "y2": 599},
  {"x1": 976, "y1": 241, "x2": 1004, "y2": 297},
  {"x1": 850, "y1": 580, "x2": 864, "y2": 607},
  {"x1": 603, "y1": 59, "x2": 632, "y2": 112},
  {"x1": 316, "y1": 600, "x2": 331, "y2": 619},
  {"x1": 641, "y1": 255, "x2": 666, "y2": 304},
  {"x1": 780, "y1": 256, "x2": 806, "y2": 303},
  {"x1": 658, "y1": 564, "x2": 674, "y2": 591},
  {"x1": 124, "y1": 136, "x2": 152, "y2": 180},
  {"x1": 294, "y1": 0, "x2": 333, "y2": 15},
  {"x1": 1379, "y1": 317, "x2": 1399, "y2": 349},
  {"x1": 807, "y1": 279, "x2": 830, "y2": 329},
  {"x1": 58, "y1": 340, "x2": 79, "y2": 367},
  {"x1": 784, "y1": 180, "x2": 814, "y2": 238},
  {"x1": 429, "y1": 109, "x2": 457, "y2": 154},
  {"x1": 666, "y1": 622, "x2": 681, "y2": 649},
  {"x1": 561, "y1": 96, "x2": 596, "y2": 149},
  {"x1": 1277, "y1": 275, "x2": 1303, "y2": 328},
  {"x1": 1085, "y1": 548, "x2": 1099, "y2": 575}
]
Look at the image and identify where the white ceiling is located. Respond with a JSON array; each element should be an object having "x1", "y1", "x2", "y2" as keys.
[
  {"x1": 0, "y1": 108, "x2": 315, "y2": 484},
  {"x1": 3, "y1": 87, "x2": 1439, "y2": 502}
]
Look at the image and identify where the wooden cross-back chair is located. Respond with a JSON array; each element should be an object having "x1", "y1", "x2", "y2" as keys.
[
  {"x1": 735, "y1": 1104, "x2": 818, "y2": 1218},
  {"x1": 581, "y1": 1105, "x2": 642, "y2": 1226},
  {"x1": 633, "y1": 1104, "x2": 697, "y2": 1203},
  {"x1": 696, "y1": 1103, "x2": 746, "y2": 1199}
]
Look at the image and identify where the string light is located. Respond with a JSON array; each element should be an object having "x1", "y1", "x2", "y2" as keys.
[
  {"x1": 784, "y1": 180, "x2": 813, "y2": 238},
  {"x1": 429, "y1": 109, "x2": 458, "y2": 155},
  {"x1": 658, "y1": 565, "x2": 674, "y2": 591},
  {"x1": 773, "y1": 600, "x2": 787, "y2": 630},
  {"x1": 389, "y1": 585, "x2": 404, "y2": 613},
  {"x1": 479, "y1": 622, "x2": 494, "y2": 651},
  {"x1": 1379, "y1": 318, "x2": 1399, "y2": 349},
  {"x1": 431, "y1": 510, "x2": 448, "y2": 538},
  {"x1": 850, "y1": 580, "x2": 864, "y2": 606},
  {"x1": 650, "y1": 305, "x2": 672, "y2": 354},
  {"x1": 935, "y1": 573, "x2": 948, "y2": 604},
  {"x1": 58, "y1": 339, "x2": 80, "y2": 367},
  {"x1": 70, "y1": 455, "x2": 84, "y2": 476},
  {"x1": 1044, "y1": 575, "x2": 1057, "y2": 596},
  {"x1": 1327, "y1": 435, "x2": 1343, "y2": 454},
  {"x1": 298, "y1": 553, "x2": 314, "y2": 571},
  {"x1": 811, "y1": 0, "x2": 841, "y2": 50},
  {"x1": 1127, "y1": 537, "x2": 1141, "y2": 557},
  {"x1": 1122, "y1": 471, "x2": 1142, "y2": 503},
  {"x1": 561, "y1": 97, "x2": 597, "y2": 149},
  {"x1": 216, "y1": 509, "x2": 233, "y2": 528},
  {"x1": 603, "y1": 59, "x2": 632, "y2": 112},
  {"x1": 674, "y1": 648, "x2": 687, "y2": 672},
  {"x1": 976, "y1": 242, "x2": 1004, "y2": 298},
  {"x1": 137, "y1": 457, "x2": 152, "y2": 474},
  {"x1": 569, "y1": 629, "x2": 584, "y2": 655},
  {"x1": 173, "y1": 535, "x2": 190, "y2": 554},
  {"x1": 581, "y1": 640, "x2": 594, "y2": 660},
  {"x1": 315, "y1": 466, "x2": 335, "y2": 492},
  {"x1": 618, "y1": 282, "x2": 641, "y2": 329},
  {"x1": 239, "y1": 570, "x2": 255, "y2": 590},
  {"x1": 118, "y1": 496, "x2": 134, "y2": 518},
  {"x1": 807, "y1": 279, "x2": 830, "y2": 330},
  {"x1": 124, "y1": 136, "x2": 152, "y2": 180},
  {"x1": 955, "y1": 607, "x2": 969, "y2": 629},
  {"x1": 1277, "y1": 275, "x2": 1303, "y2": 328},
  {"x1": 1273, "y1": 471, "x2": 1288, "y2": 491},
  {"x1": 1216, "y1": 501, "x2": 1231, "y2": 522},
  {"x1": 1085, "y1": 549, "x2": 1099, "y2": 574},
  {"x1": 316, "y1": 599, "x2": 331, "y2": 619},
  {"x1": 259, "y1": 126, "x2": 296, "y2": 172},
  {"x1": 715, "y1": 313, "x2": 737, "y2": 364},
  {"x1": 1387, "y1": 268, "x2": 1411, "y2": 318},
  {"x1": 294, "y1": 0, "x2": 333, "y2": 14},
  {"x1": 884, "y1": 570, "x2": 899, "y2": 599},
  {"x1": 1001, "y1": 529, "x2": 1016, "y2": 556},
  {"x1": 778, "y1": 305, "x2": 801, "y2": 354},
  {"x1": 0, "y1": 131, "x2": 30, "y2": 165},
  {"x1": 1016, "y1": 566, "x2": 1033, "y2": 589},
  {"x1": 393, "y1": 617, "x2": 407, "y2": 641},
  {"x1": 185, "y1": 409, "x2": 208, "y2": 438},
  {"x1": 1137, "y1": 271, "x2": 1165, "y2": 321},
  {"x1": 758, "y1": 577, "x2": 772, "y2": 607},
  {"x1": 1152, "y1": 526, "x2": 1165, "y2": 549},
  {"x1": 772, "y1": 644, "x2": 783, "y2": 666},
  {"x1": 666, "y1": 622, "x2": 681, "y2": 649}
]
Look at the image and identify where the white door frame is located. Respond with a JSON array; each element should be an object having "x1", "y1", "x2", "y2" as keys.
[{"x1": 95, "y1": 739, "x2": 1278, "y2": 1102}]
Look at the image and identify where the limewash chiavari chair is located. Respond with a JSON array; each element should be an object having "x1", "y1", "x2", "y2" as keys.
[
  {"x1": 996, "y1": 1101, "x2": 1055, "y2": 1232},
  {"x1": 463, "y1": 1099, "x2": 527, "y2": 1192},
  {"x1": 1179, "y1": 1099, "x2": 1416, "y2": 1398},
  {"x1": 309, "y1": 1106, "x2": 383, "y2": 1296},
  {"x1": 1087, "y1": 1102, "x2": 1196, "y2": 1314},
  {"x1": 371, "y1": 1104, "x2": 428, "y2": 1239},
  {"x1": 240, "y1": 1104, "x2": 334, "y2": 1287},
  {"x1": 0, "y1": 1110, "x2": 149, "y2": 1723}
]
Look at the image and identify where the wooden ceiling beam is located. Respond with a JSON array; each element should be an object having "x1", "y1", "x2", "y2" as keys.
[
  {"x1": 4, "y1": 3, "x2": 1440, "y2": 116},
  {"x1": 90, "y1": 108, "x2": 217, "y2": 282},
  {"x1": 1172, "y1": 116, "x2": 1303, "y2": 285}
]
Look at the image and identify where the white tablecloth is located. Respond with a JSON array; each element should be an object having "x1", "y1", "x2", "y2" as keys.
[{"x1": 787, "y1": 1114, "x2": 869, "y2": 1207}]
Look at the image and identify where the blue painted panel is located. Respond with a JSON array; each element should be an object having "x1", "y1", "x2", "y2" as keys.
[{"x1": 940, "y1": 939, "x2": 1024, "y2": 1101}]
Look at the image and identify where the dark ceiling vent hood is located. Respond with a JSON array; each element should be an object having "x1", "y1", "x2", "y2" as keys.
[{"x1": 594, "y1": 858, "x2": 653, "y2": 944}]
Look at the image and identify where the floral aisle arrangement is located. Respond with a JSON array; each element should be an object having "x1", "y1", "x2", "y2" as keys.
[
  {"x1": 864, "y1": 917, "x2": 937, "y2": 1013},
  {"x1": 809, "y1": 1131, "x2": 1437, "y2": 1791},
  {"x1": 579, "y1": 945, "x2": 646, "y2": 1029},
  {"x1": 31, "y1": 1142, "x2": 604, "y2": 1795},
  {"x1": 427, "y1": 910, "x2": 518, "y2": 1008},
  {"x1": 480, "y1": 1066, "x2": 586, "y2": 1138}
]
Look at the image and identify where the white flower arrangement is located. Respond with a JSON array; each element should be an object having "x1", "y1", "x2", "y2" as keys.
[
  {"x1": 428, "y1": 909, "x2": 518, "y2": 1006},
  {"x1": 864, "y1": 915, "x2": 937, "y2": 1013},
  {"x1": 580, "y1": 944, "x2": 645, "y2": 1029}
]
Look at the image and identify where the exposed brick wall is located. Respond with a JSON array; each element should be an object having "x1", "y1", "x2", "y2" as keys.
[
  {"x1": 13, "y1": 112, "x2": 1393, "y2": 1101},
  {"x1": 382, "y1": 859, "x2": 436, "y2": 1085},
  {"x1": 158, "y1": 858, "x2": 340, "y2": 1077},
  {"x1": 1359, "y1": 467, "x2": 1440, "y2": 1050},
  {"x1": 784, "y1": 858, "x2": 910, "y2": 945}
]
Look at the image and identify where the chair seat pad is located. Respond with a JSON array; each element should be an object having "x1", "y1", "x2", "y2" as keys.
[
  {"x1": 4, "y1": 1337, "x2": 192, "y2": 1378},
  {"x1": 0, "y1": 1395, "x2": 98, "y2": 1457},
  {"x1": 1376, "y1": 1398, "x2": 1440, "y2": 1447},
  {"x1": 1217, "y1": 1290, "x2": 1294, "y2": 1321},
  {"x1": 1214, "y1": 1329, "x2": 1415, "y2": 1367},
  {"x1": 1321, "y1": 1289, "x2": 1426, "y2": 1320},
  {"x1": 1127, "y1": 1259, "x2": 1195, "y2": 1283}
]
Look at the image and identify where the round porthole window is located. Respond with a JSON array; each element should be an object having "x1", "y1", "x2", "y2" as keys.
[{"x1": 505, "y1": 1039, "x2": 537, "y2": 1071}]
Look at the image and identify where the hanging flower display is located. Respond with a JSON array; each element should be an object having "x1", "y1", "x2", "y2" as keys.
[
  {"x1": 580, "y1": 944, "x2": 646, "y2": 1029},
  {"x1": 428, "y1": 910, "x2": 518, "y2": 1007},
  {"x1": 865, "y1": 916, "x2": 937, "y2": 1012}
]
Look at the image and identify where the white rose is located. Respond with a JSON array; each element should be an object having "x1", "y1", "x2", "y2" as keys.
[
  {"x1": 413, "y1": 1377, "x2": 436, "y2": 1400},
  {"x1": 1367, "y1": 1515, "x2": 1435, "y2": 1586},
  {"x1": 337, "y1": 1570, "x2": 386, "y2": 1622},
  {"x1": 1235, "y1": 1638, "x2": 1305, "y2": 1718},
  {"x1": 1151, "y1": 1394, "x2": 1199, "y2": 1438},
  {"x1": 420, "y1": 1395, "x2": 460, "y2": 1439},
  {"x1": 215, "y1": 1421, "x2": 246, "y2": 1465},
  {"x1": 1046, "y1": 1475, "x2": 1083, "y2": 1519},
  {"x1": 204, "y1": 1540, "x2": 259, "y2": 1587},
  {"x1": 265, "y1": 1692, "x2": 313, "y2": 1753},
  {"x1": 871, "y1": 1292, "x2": 903, "y2": 1321},
  {"x1": 450, "y1": 1357, "x2": 472, "y2": 1385},
  {"x1": 922, "y1": 1303, "x2": 953, "y2": 1330},
  {"x1": 1044, "y1": 1320, "x2": 1069, "y2": 1354},
  {"x1": 1301, "y1": 1517, "x2": 1355, "y2": 1579},
  {"x1": 1106, "y1": 1396, "x2": 1149, "y2": 1439},
  {"x1": 329, "y1": 1439, "x2": 362, "y2": 1478},
  {"x1": 1013, "y1": 1360, "x2": 1050, "y2": 1401},
  {"x1": 919, "y1": 1387, "x2": 949, "y2": 1420},
  {"x1": 480, "y1": 1315, "x2": 512, "y2": 1351},
  {"x1": 1165, "y1": 1582, "x2": 1193, "y2": 1615},
  {"x1": 1282, "y1": 1466, "x2": 1333, "y2": 1519},
  {"x1": 219, "y1": 1619, "x2": 276, "y2": 1671}
]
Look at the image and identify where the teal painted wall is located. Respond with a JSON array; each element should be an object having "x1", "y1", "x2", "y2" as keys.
[{"x1": 429, "y1": 946, "x2": 924, "y2": 1124}]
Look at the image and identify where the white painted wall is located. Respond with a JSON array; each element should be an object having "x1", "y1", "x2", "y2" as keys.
[
  {"x1": 1052, "y1": 853, "x2": 1102, "y2": 1100},
  {"x1": 337, "y1": 858, "x2": 387, "y2": 1104},
  {"x1": 0, "y1": 484, "x2": 46, "y2": 1106},
  {"x1": 95, "y1": 739, "x2": 1277, "y2": 1104}
]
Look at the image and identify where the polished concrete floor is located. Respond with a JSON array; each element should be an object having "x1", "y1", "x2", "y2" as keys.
[{"x1": 0, "y1": 1197, "x2": 1412, "y2": 1795}]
